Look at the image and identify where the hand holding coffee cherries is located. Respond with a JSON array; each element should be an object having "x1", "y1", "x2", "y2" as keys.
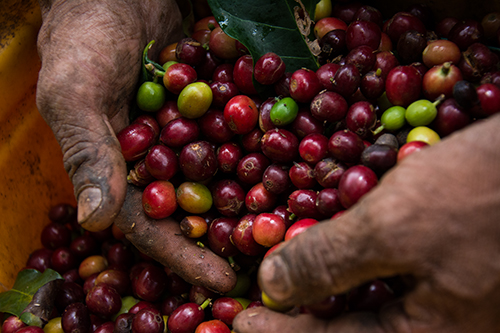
[
  {"x1": 233, "y1": 113, "x2": 500, "y2": 332},
  {"x1": 35, "y1": 0, "x2": 236, "y2": 293}
]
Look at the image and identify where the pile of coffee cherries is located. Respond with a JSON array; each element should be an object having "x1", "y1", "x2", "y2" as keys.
[{"x1": 4, "y1": 1, "x2": 500, "y2": 332}]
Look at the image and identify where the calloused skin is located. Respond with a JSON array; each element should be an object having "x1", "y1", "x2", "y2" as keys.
[
  {"x1": 233, "y1": 113, "x2": 500, "y2": 332},
  {"x1": 36, "y1": 0, "x2": 236, "y2": 293}
]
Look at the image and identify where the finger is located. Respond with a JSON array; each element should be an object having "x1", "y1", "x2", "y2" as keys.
[
  {"x1": 233, "y1": 305, "x2": 398, "y2": 333},
  {"x1": 114, "y1": 184, "x2": 237, "y2": 294},
  {"x1": 257, "y1": 183, "x2": 415, "y2": 307},
  {"x1": 36, "y1": 0, "x2": 182, "y2": 231}
]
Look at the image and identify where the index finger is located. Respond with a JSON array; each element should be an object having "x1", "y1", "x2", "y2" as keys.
[{"x1": 114, "y1": 184, "x2": 237, "y2": 294}]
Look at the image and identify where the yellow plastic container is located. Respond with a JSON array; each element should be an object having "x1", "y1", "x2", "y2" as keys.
[
  {"x1": 0, "y1": 0, "x2": 75, "y2": 292},
  {"x1": 0, "y1": 0, "x2": 499, "y2": 293}
]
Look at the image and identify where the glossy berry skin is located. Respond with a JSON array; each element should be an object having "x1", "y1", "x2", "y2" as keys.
[
  {"x1": 385, "y1": 65, "x2": 423, "y2": 107},
  {"x1": 260, "y1": 128, "x2": 299, "y2": 164},
  {"x1": 163, "y1": 62, "x2": 198, "y2": 94},
  {"x1": 232, "y1": 214, "x2": 266, "y2": 256},
  {"x1": 344, "y1": 45, "x2": 377, "y2": 75},
  {"x1": 331, "y1": 64, "x2": 361, "y2": 98},
  {"x1": 314, "y1": 158, "x2": 347, "y2": 189},
  {"x1": 160, "y1": 117, "x2": 200, "y2": 148},
  {"x1": 133, "y1": 264, "x2": 168, "y2": 302},
  {"x1": 179, "y1": 141, "x2": 217, "y2": 181},
  {"x1": 289, "y1": 68, "x2": 323, "y2": 103},
  {"x1": 198, "y1": 109, "x2": 235, "y2": 144},
  {"x1": 328, "y1": 130, "x2": 366, "y2": 164},
  {"x1": 287, "y1": 189, "x2": 323, "y2": 220},
  {"x1": 262, "y1": 163, "x2": 291, "y2": 194},
  {"x1": 195, "y1": 319, "x2": 231, "y2": 333},
  {"x1": 316, "y1": 188, "x2": 344, "y2": 218},
  {"x1": 85, "y1": 283, "x2": 122, "y2": 318},
  {"x1": 1, "y1": 316, "x2": 26, "y2": 333},
  {"x1": 448, "y1": 19, "x2": 484, "y2": 50},
  {"x1": 245, "y1": 182, "x2": 277, "y2": 214},
  {"x1": 290, "y1": 110, "x2": 325, "y2": 139},
  {"x1": 310, "y1": 91, "x2": 349, "y2": 123},
  {"x1": 241, "y1": 127, "x2": 264, "y2": 152},
  {"x1": 476, "y1": 83, "x2": 500, "y2": 116},
  {"x1": 284, "y1": 218, "x2": 319, "y2": 241},
  {"x1": 224, "y1": 95, "x2": 259, "y2": 134},
  {"x1": 299, "y1": 133, "x2": 329, "y2": 165},
  {"x1": 422, "y1": 62, "x2": 463, "y2": 100},
  {"x1": 345, "y1": 101, "x2": 377, "y2": 139},
  {"x1": 212, "y1": 179, "x2": 246, "y2": 217},
  {"x1": 397, "y1": 140, "x2": 429, "y2": 161},
  {"x1": 338, "y1": 165, "x2": 378, "y2": 209},
  {"x1": 385, "y1": 11, "x2": 427, "y2": 44},
  {"x1": 167, "y1": 303, "x2": 205, "y2": 333},
  {"x1": 252, "y1": 213, "x2": 286, "y2": 248},
  {"x1": 217, "y1": 142, "x2": 243, "y2": 173},
  {"x1": 207, "y1": 217, "x2": 240, "y2": 258},
  {"x1": 269, "y1": 97, "x2": 299, "y2": 126},
  {"x1": 236, "y1": 153, "x2": 270, "y2": 185},
  {"x1": 345, "y1": 20, "x2": 382, "y2": 51},
  {"x1": 145, "y1": 145, "x2": 179, "y2": 181},
  {"x1": 233, "y1": 55, "x2": 258, "y2": 95},
  {"x1": 51, "y1": 247, "x2": 79, "y2": 274},
  {"x1": 254, "y1": 52, "x2": 286, "y2": 85},
  {"x1": 61, "y1": 302, "x2": 91, "y2": 333},
  {"x1": 361, "y1": 144, "x2": 398, "y2": 177},
  {"x1": 142, "y1": 180, "x2": 177, "y2": 219},
  {"x1": 210, "y1": 81, "x2": 239, "y2": 109},
  {"x1": 131, "y1": 307, "x2": 164, "y2": 333},
  {"x1": 432, "y1": 98, "x2": 472, "y2": 137},
  {"x1": 211, "y1": 297, "x2": 244, "y2": 326},
  {"x1": 289, "y1": 162, "x2": 317, "y2": 189},
  {"x1": 117, "y1": 123, "x2": 156, "y2": 162},
  {"x1": 405, "y1": 99, "x2": 439, "y2": 127}
]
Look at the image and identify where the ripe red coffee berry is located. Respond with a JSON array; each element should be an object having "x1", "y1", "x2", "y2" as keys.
[
  {"x1": 289, "y1": 68, "x2": 322, "y2": 103},
  {"x1": 252, "y1": 213, "x2": 286, "y2": 247},
  {"x1": 224, "y1": 95, "x2": 259, "y2": 134},
  {"x1": 142, "y1": 180, "x2": 177, "y2": 219},
  {"x1": 254, "y1": 52, "x2": 286, "y2": 85}
]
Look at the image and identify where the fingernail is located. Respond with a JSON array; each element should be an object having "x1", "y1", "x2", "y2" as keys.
[
  {"x1": 259, "y1": 255, "x2": 294, "y2": 303},
  {"x1": 77, "y1": 187, "x2": 102, "y2": 223}
]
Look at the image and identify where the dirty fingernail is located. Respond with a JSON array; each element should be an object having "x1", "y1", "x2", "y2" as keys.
[
  {"x1": 259, "y1": 255, "x2": 294, "y2": 303},
  {"x1": 77, "y1": 187, "x2": 102, "y2": 223}
]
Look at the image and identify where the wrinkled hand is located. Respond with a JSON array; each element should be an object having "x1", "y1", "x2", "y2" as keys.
[
  {"x1": 36, "y1": 0, "x2": 237, "y2": 293},
  {"x1": 234, "y1": 113, "x2": 500, "y2": 332},
  {"x1": 37, "y1": 0, "x2": 182, "y2": 231}
]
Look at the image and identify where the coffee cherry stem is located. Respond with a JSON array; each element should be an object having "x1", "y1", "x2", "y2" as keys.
[
  {"x1": 200, "y1": 298, "x2": 212, "y2": 310},
  {"x1": 433, "y1": 93, "x2": 446, "y2": 105},
  {"x1": 142, "y1": 40, "x2": 166, "y2": 83},
  {"x1": 371, "y1": 124, "x2": 385, "y2": 135},
  {"x1": 228, "y1": 256, "x2": 241, "y2": 271}
]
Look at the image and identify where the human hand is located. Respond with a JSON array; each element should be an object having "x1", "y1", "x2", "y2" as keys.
[
  {"x1": 234, "y1": 113, "x2": 500, "y2": 332},
  {"x1": 36, "y1": 0, "x2": 183, "y2": 232},
  {"x1": 35, "y1": 0, "x2": 237, "y2": 293}
]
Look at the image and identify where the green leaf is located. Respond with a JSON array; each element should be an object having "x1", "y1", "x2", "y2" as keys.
[
  {"x1": 0, "y1": 269, "x2": 63, "y2": 327},
  {"x1": 207, "y1": 0, "x2": 321, "y2": 73}
]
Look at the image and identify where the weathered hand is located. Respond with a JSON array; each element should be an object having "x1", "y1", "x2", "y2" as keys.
[
  {"x1": 35, "y1": 0, "x2": 237, "y2": 293},
  {"x1": 234, "y1": 114, "x2": 500, "y2": 332},
  {"x1": 36, "y1": 0, "x2": 182, "y2": 232}
]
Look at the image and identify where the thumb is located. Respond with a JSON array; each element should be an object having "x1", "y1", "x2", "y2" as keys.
[
  {"x1": 36, "y1": 41, "x2": 130, "y2": 231},
  {"x1": 258, "y1": 184, "x2": 413, "y2": 307},
  {"x1": 35, "y1": 0, "x2": 153, "y2": 231},
  {"x1": 38, "y1": 100, "x2": 128, "y2": 232}
]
